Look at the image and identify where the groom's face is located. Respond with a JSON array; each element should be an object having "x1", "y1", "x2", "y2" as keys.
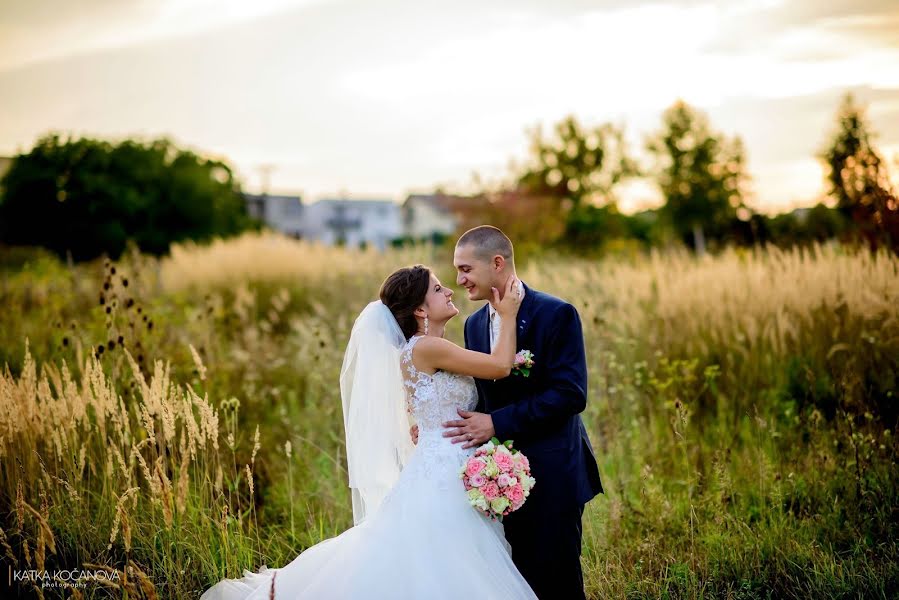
[{"x1": 453, "y1": 244, "x2": 499, "y2": 302}]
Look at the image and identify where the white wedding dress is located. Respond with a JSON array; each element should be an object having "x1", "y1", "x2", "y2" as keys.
[{"x1": 201, "y1": 334, "x2": 536, "y2": 600}]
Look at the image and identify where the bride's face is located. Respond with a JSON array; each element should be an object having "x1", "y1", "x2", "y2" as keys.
[{"x1": 419, "y1": 274, "x2": 458, "y2": 324}]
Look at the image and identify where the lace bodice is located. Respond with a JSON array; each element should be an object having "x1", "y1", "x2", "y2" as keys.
[{"x1": 401, "y1": 335, "x2": 478, "y2": 432}]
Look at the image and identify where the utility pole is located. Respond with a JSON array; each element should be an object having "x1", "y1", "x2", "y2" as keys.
[{"x1": 257, "y1": 164, "x2": 276, "y2": 197}]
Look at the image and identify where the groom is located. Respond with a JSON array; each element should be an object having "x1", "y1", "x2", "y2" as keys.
[{"x1": 443, "y1": 225, "x2": 603, "y2": 600}]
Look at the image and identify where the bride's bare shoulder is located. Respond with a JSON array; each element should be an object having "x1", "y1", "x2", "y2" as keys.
[
  {"x1": 412, "y1": 335, "x2": 458, "y2": 355},
  {"x1": 406, "y1": 336, "x2": 452, "y2": 375}
]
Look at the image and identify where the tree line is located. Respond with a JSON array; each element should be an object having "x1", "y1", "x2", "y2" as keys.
[
  {"x1": 0, "y1": 136, "x2": 258, "y2": 261},
  {"x1": 461, "y1": 94, "x2": 898, "y2": 256},
  {"x1": 1, "y1": 94, "x2": 896, "y2": 261}
]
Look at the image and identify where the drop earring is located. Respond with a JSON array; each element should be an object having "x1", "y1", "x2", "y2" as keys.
[{"x1": 424, "y1": 315, "x2": 429, "y2": 335}]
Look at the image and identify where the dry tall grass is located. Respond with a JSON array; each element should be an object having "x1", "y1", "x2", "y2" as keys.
[
  {"x1": 1, "y1": 234, "x2": 897, "y2": 598},
  {"x1": 160, "y1": 232, "x2": 428, "y2": 292}
]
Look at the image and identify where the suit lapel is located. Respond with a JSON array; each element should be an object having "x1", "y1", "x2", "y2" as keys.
[
  {"x1": 473, "y1": 284, "x2": 540, "y2": 409},
  {"x1": 471, "y1": 304, "x2": 490, "y2": 354},
  {"x1": 475, "y1": 282, "x2": 539, "y2": 350},
  {"x1": 508, "y1": 284, "x2": 536, "y2": 388},
  {"x1": 515, "y1": 282, "x2": 537, "y2": 340},
  {"x1": 471, "y1": 282, "x2": 538, "y2": 356}
]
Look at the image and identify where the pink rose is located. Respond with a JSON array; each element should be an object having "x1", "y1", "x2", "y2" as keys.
[
  {"x1": 497, "y1": 473, "x2": 514, "y2": 488},
  {"x1": 468, "y1": 473, "x2": 488, "y2": 488},
  {"x1": 514, "y1": 350, "x2": 534, "y2": 368},
  {"x1": 494, "y1": 452, "x2": 514, "y2": 473},
  {"x1": 482, "y1": 482, "x2": 500, "y2": 500},
  {"x1": 465, "y1": 459, "x2": 486, "y2": 477},
  {"x1": 504, "y1": 483, "x2": 525, "y2": 504},
  {"x1": 514, "y1": 454, "x2": 530, "y2": 471}
]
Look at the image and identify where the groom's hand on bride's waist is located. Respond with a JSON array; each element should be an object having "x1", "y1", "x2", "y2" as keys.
[{"x1": 442, "y1": 409, "x2": 495, "y2": 450}]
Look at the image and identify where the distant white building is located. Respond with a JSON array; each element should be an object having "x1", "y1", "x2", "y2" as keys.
[
  {"x1": 243, "y1": 192, "x2": 462, "y2": 249},
  {"x1": 244, "y1": 193, "x2": 305, "y2": 238},
  {"x1": 303, "y1": 198, "x2": 402, "y2": 249},
  {"x1": 402, "y1": 194, "x2": 461, "y2": 241}
]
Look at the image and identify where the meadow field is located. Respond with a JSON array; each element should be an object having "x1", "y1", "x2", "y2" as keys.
[{"x1": 1, "y1": 233, "x2": 897, "y2": 599}]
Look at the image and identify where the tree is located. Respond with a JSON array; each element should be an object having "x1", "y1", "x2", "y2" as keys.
[
  {"x1": 451, "y1": 188, "x2": 568, "y2": 256},
  {"x1": 648, "y1": 101, "x2": 749, "y2": 255},
  {"x1": 820, "y1": 94, "x2": 899, "y2": 253},
  {"x1": 516, "y1": 115, "x2": 638, "y2": 249},
  {"x1": 762, "y1": 204, "x2": 850, "y2": 248},
  {"x1": 0, "y1": 134, "x2": 257, "y2": 260}
]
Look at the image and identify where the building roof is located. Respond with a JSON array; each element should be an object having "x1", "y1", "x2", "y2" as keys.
[
  {"x1": 403, "y1": 193, "x2": 475, "y2": 215},
  {"x1": 315, "y1": 198, "x2": 396, "y2": 209},
  {"x1": 243, "y1": 192, "x2": 303, "y2": 202}
]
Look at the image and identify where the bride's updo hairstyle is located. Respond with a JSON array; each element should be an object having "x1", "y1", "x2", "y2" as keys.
[{"x1": 379, "y1": 265, "x2": 432, "y2": 340}]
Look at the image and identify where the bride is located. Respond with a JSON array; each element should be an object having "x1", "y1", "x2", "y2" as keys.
[{"x1": 201, "y1": 265, "x2": 537, "y2": 599}]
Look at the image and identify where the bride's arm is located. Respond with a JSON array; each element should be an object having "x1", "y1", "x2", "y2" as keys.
[{"x1": 413, "y1": 277, "x2": 521, "y2": 379}]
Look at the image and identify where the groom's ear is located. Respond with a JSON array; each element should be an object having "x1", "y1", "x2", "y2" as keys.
[{"x1": 493, "y1": 255, "x2": 506, "y2": 271}]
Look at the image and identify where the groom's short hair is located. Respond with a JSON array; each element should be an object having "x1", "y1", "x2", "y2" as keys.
[{"x1": 457, "y1": 226, "x2": 514, "y2": 265}]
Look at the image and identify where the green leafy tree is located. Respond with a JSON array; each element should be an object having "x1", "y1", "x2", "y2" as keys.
[
  {"x1": 0, "y1": 134, "x2": 257, "y2": 260},
  {"x1": 516, "y1": 115, "x2": 638, "y2": 249},
  {"x1": 648, "y1": 101, "x2": 749, "y2": 254},
  {"x1": 762, "y1": 204, "x2": 850, "y2": 248},
  {"x1": 820, "y1": 94, "x2": 899, "y2": 253}
]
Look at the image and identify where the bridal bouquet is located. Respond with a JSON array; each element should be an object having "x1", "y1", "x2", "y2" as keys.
[{"x1": 460, "y1": 438, "x2": 535, "y2": 520}]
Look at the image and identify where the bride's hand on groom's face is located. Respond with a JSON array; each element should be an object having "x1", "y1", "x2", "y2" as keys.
[{"x1": 442, "y1": 409, "x2": 495, "y2": 449}]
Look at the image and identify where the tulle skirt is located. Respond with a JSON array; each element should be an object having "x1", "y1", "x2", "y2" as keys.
[{"x1": 200, "y1": 431, "x2": 536, "y2": 599}]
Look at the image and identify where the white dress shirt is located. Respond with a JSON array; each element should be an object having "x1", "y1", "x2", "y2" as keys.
[{"x1": 488, "y1": 303, "x2": 501, "y2": 352}]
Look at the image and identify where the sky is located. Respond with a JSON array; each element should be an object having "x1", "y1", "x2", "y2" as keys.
[{"x1": 2, "y1": 0, "x2": 898, "y2": 214}]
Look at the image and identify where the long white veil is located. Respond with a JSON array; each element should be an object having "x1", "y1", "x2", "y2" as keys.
[{"x1": 340, "y1": 300, "x2": 416, "y2": 525}]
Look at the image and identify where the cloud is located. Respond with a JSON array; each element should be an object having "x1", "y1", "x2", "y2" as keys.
[
  {"x1": 708, "y1": 86, "x2": 899, "y2": 160},
  {"x1": 0, "y1": 0, "x2": 324, "y2": 72},
  {"x1": 702, "y1": 85, "x2": 899, "y2": 207},
  {"x1": 760, "y1": 0, "x2": 899, "y2": 29},
  {"x1": 1, "y1": 0, "x2": 897, "y2": 210},
  {"x1": 0, "y1": 0, "x2": 145, "y2": 26},
  {"x1": 816, "y1": 12, "x2": 899, "y2": 50},
  {"x1": 704, "y1": 0, "x2": 899, "y2": 57}
]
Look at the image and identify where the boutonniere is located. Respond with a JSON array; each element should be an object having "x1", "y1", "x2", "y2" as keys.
[{"x1": 512, "y1": 350, "x2": 535, "y2": 377}]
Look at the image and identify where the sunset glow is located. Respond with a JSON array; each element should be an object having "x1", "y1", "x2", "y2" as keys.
[{"x1": 2, "y1": 0, "x2": 897, "y2": 213}]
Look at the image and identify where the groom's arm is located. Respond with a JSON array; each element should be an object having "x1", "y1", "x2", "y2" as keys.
[{"x1": 489, "y1": 302, "x2": 587, "y2": 441}]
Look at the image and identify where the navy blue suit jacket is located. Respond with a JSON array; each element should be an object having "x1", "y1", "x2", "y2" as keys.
[{"x1": 463, "y1": 283, "x2": 603, "y2": 507}]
